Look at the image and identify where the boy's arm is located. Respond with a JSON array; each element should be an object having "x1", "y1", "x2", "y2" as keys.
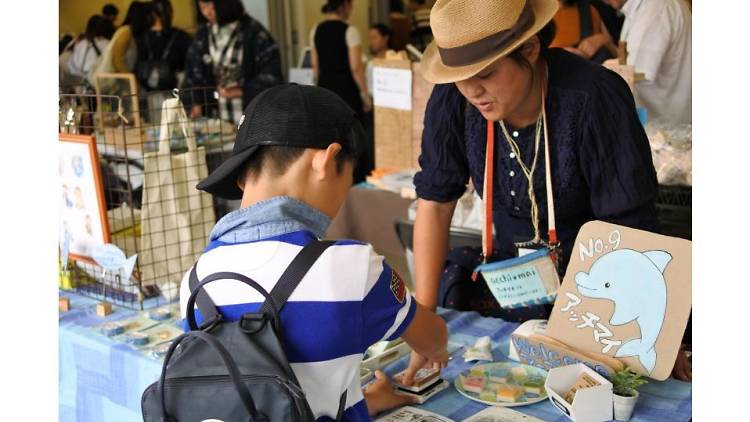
[{"x1": 400, "y1": 303, "x2": 448, "y2": 361}]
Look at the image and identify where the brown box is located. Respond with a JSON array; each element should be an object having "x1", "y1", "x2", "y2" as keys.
[
  {"x1": 96, "y1": 302, "x2": 113, "y2": 317},
  {"x1": 59, "y1": 297, "x2": 71, "y2": 313},
  {"x1": 372, "y1": 56, "x2": 434, "y2": 172}
]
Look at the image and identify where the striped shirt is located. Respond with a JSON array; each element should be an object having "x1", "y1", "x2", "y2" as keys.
[{"x1": 180, "y1": 225, "x2": 415, "y2": 421}]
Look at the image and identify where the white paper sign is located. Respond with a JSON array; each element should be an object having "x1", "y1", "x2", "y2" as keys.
[
  {"x1": 288, "y1": 68, "x2": 315, "y2": 86},
  {"x1": 373, "y1": 67, "x2": 412, "y2": 111}
]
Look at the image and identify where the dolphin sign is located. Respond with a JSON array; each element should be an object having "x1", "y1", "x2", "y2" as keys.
[
  {"x1": 91, "y1": 243, "x2": 138, "y2": 284},
  {"x1": 574, "y1": 248, "x2": 672, "y2": 374}
]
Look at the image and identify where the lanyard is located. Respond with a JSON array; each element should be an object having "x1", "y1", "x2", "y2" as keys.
[{"x1": 481, "y1": 67, "x2": 558, "y2": 263}]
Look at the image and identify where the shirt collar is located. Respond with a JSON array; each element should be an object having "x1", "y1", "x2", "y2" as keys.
[
  {"x1": 621, "y1": 0, "x2": 643, "y2": 17},
  {"x1": 209, "y1": 196, "x2": 332, "y2": 244}
]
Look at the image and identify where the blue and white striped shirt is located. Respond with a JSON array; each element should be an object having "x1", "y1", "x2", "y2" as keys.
[{"x1": 180, "y1": 196, "x2": 416, "y2": 421}]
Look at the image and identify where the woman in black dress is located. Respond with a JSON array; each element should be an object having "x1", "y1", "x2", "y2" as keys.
[{"x1": 311, "y1": 0, "x2": 374, "y2": 183}]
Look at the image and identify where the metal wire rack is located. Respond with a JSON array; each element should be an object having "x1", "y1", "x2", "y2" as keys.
[{"x1": 59, "y1": 86, "x2": 237, "y2": 309}]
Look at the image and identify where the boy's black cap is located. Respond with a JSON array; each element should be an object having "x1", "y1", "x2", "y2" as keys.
[{"x1": 196, "y1": 84, "x2": 364, "y2": 199}]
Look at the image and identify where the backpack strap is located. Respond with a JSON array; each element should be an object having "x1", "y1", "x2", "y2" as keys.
[
  {"x1": 260, "y1": 239, "x2": 335, "y2": 314},
  {"x1": 188, "y1": 239, "x2": 335, "y2": 329},
  {"x1": 189, "y1": 263, "x2": 221, "y2": 329},
  {"x1": 335, "y1": 390, "x2": 347, "y2": 422},
  {"x1": 577, "y1": 0, "x2": 594, "y2": 41}
]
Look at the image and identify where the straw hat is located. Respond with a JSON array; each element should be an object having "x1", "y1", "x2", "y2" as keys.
[{"x1": 420, "y1": 0, "x2": 559, "y2": 84}]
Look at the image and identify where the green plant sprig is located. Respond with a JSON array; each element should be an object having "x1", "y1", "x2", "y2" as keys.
[{"x1": 610, "y1": 366, "x2": 648, "y2": 397}]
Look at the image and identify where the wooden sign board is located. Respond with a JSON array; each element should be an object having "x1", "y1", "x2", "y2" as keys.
[{"x1": 546, "y1": 221, "x2": 691, "y2": 380}]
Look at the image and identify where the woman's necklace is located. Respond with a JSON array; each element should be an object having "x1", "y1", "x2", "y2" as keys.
[
  {"x1": 499, "y1": 64, "x2": 550, "y2": 246},
  {"x1": 499, "y1": 116, "x2": 543, "y2": 244}
]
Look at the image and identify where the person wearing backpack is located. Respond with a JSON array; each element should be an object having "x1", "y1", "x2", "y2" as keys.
[
  {"x1": 134, "y1": 0, "x2": 192, "y2": 91},
  {"x1": 66, "y1": 15, "x2": 113, "y2": 82},
  {"x1": 171, "y1": 84, "x2": 449, "y2": 420}
]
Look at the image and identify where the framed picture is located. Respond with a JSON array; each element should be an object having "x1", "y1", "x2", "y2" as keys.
[
  {"x1": 95, "y1": 72, "x2": 141, "y2": 128},
  {"x1": 59, "y1": 133, "x2": 111, "y2": 263}
]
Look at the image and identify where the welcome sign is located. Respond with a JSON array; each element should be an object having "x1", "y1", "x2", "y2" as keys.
[{"x1": 545, "y1": 221, "x2": 691, "y2": 380}]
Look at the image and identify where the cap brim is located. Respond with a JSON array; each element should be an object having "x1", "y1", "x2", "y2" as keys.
[
  {"x1": 195, "y1": 145, "x2": 260, "y2": 200},
  {"x1": 419, "y1": 0, "x2": 559, "y2": 84}
]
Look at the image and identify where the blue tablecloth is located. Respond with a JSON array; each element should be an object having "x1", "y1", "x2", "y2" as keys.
[{"x1": 59, "y1": 293, "x2": 691, "y2": 421}]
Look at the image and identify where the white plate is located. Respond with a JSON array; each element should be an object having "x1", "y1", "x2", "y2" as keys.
[{"x1": 454, "y1": 362, "x2": 548, "y2": 408}]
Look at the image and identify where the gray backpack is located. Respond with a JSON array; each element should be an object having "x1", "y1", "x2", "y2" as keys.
[{"x1": 142, "y1": 240, "x2": 347, "y2": 421}]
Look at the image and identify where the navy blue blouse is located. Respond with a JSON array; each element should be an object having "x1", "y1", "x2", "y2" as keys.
[{"x1": 414, "y1": 49, "x2": 659, "y2": 270}]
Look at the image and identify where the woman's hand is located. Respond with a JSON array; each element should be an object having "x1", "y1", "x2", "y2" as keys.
[
  {"x1": 400, "y1": 350, "x2": 449, "y2": 386},
  {"x1": 577, "y1": 34, "x2": 609, "y2": 59},
  {"x1": 361, "y1": 93, "x2": 373, "y2": 113},
  {"x1": 218, "y1": 86, "x2": 243, "y2": 99},
  {"x1": 363, "y1": 370, "x2": 417, "y2": 416},
  {"x1": 191, "y1": 105, "x2": 203, "y2": 118},
  {"x1": 672, "y1": 345, "x2": 692, "y2": 381}
]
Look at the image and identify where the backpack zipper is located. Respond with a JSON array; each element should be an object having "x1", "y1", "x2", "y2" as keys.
[{"x1": 163, "y1": 374, "x2": 307, "y2": 420}]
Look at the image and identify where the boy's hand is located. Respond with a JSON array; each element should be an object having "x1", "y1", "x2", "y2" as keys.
[
  {"x1": 401, "y1": 350, "x2": 449, "y2": 386},
  {"x1": 364, "y1": 370, "x2": 417, "y2": 416}
]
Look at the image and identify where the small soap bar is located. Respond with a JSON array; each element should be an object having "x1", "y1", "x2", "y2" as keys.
[
  {"x1": 101, "y1": 322, "x2": 125, "y2": 337},
  {"x1": 125, "y1": 332, "x2": 149, "y2": 346},
  {"x1": 497, "y1": 384, "x2": 525, "y2": 403},
  {"x1": 510, "y1": 366, "x2": 528, "y2": 381}
]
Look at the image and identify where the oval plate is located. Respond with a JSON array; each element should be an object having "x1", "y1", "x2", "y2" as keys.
[{"x1": 454, "y1": 362, "x2": 548, "y2": 407}]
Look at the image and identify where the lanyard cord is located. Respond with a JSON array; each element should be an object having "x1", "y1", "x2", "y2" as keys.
[
  {"x1": 482, "y1": 62, "x2": 558, "y2": 262},
  {"x1": 500, "y1": 115, "x2": 543, "y2": 244}
]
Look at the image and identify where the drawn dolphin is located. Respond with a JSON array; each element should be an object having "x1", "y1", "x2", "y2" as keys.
[{"x1": 574, "y1": 249, "x2": 672, "y2": 374}]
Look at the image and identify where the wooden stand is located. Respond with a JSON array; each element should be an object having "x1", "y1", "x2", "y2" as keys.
[
  {"x1": 59, "y1": 297, "x2": 71, "y2": 313},
  {"x1": 96, "y1": 302, "x2": 113, "y2": 317}
]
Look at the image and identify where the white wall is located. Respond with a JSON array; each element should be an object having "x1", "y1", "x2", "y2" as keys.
[{"x1": 242, "y1": 0, "x2": 270, "y2": 29}]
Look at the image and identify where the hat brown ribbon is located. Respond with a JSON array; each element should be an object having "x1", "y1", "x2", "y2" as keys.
[{"x1": 437, "y1": 1, "x2": 535, "y2": 67}]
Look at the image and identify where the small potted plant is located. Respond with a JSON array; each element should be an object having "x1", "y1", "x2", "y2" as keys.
[{"x1": 610, "y1": 366, "x2": 648, "y2": 421}]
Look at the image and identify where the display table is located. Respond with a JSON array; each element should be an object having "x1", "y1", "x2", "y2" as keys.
[{"x1": 59, "y1": 292, "x2": 691, "y2": 421}]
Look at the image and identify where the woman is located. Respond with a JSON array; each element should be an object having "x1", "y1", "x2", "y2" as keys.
[
  {"x1": 110, "y1": 1, "x2": 151, "y2": 72},
  {"x1": 311, "y1": 0, "x2": 371, "y2": 117},
  {"x1": 311, "y1": 0, "x2": 372, "y2": 182},
  {"x1": 402, "y1": 0, "x2": 690, "y2": 382},
  {"x1": 550, "y1": 0, "x2": 617, "y2": 63},
  {"x1": 183, "y1": 0, "x2": 283, "y2": 125},
  {"x1": 366, "y1": 23, "x2": 392, "y2": 96},
  {"x1": 134, "y1": 0, "x2": 192, "y2": 91},
  {"x1": 66, "y1": 15, "x2": 112, "y2": 81}
]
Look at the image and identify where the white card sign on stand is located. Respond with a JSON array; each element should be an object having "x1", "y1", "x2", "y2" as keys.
[{"x1": 373, "y1": 67, "x2": 412, "y2": 111}]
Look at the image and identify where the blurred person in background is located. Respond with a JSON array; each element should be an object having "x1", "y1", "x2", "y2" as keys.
[
  {"x1": 110, "y1": 1, "x2": 151, "y2": 72},
  {"x1": 102, "y1": 4, "x2": 119, "y2": 24},
  {"x1": 366, "y1": 23, "x2": 391, "y2": 96},
  {"x1": 550, "y1": 0, "x2": 617, "y2": 63},
  {"x1": 65, "y1": 15, "x2": 113, "y2": 82},
  {"x1": 603, "y1": 0, "x2": 691, "y2": 124},
  {"x1": 134, "y1": 0, "x2": 192, "y2": 91},
  {"x1": 183, "y1": 0, "x2": 283, "y2": 125},
  {"x1": 311, "y1": 0, "x2": 372, "y2": 183}
]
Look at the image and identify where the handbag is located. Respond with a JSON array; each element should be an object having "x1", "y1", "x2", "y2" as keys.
[{"x1": 138, "y1": 97, "x2": 215, "y2": 292}]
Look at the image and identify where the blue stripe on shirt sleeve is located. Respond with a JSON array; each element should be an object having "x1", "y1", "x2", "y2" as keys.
[{"x1": 360, "y1": 263, "x2": 414, "y2": 348}]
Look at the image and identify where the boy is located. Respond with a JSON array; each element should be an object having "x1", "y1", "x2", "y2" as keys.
[{"x1": 180, "y1": 84, "x2": 449, "y2": 419}]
